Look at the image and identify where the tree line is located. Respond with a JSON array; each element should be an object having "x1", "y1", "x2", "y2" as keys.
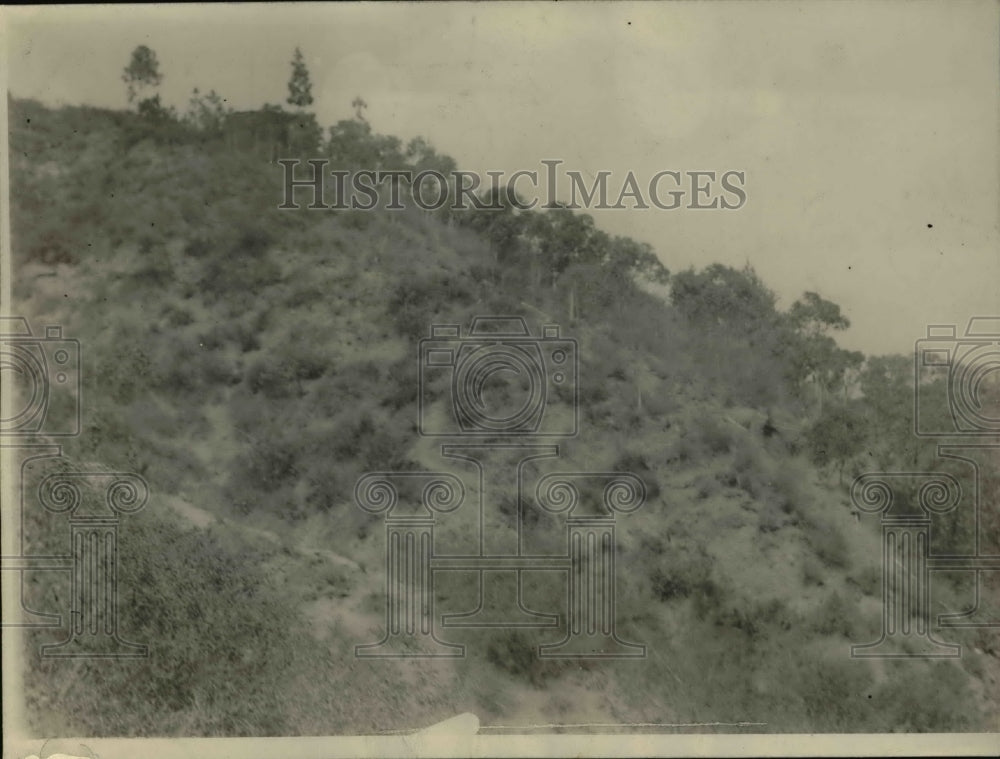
[{"x1": 117, "y1": 42, "x2": 930, "y2": 492}]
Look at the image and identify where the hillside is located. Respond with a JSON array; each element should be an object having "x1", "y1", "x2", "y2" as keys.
[{"x1": 7, "y1": 97, "x2": 998, "y2": 736}]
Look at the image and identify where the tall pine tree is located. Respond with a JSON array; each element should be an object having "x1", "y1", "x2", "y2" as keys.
[{"x1": 286, "y1": 47, "x2": 314, "y2": 109}]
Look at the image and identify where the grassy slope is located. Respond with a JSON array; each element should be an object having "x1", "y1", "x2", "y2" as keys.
[{"x1": 9, "y1": 99, "x2": 997, "y2": 735}]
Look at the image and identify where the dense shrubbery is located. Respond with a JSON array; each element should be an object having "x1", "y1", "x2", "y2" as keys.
[
  {"x1": 199, "y1": 228, "x2": 283, "y2": 300},
  {"x1": 801, "y1": 514, "x2": 850, "y2": 569},
  {"x1": 648, "y1": 542, "x2": 718, "y2": 604},
  {"x1": 388, "y1": 268, "x2": 476, "y2": 340},
  {"x1": 26, "y1": 510, "x2": 316, "y2": 736},
  {"x1": 483, "y1": 629, "x2": 572, "y2": 687}
]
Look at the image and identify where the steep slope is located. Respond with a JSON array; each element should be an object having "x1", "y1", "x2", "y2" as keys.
[{"x1": 9, "y1": 98, "x2": 996, "y2": 735}]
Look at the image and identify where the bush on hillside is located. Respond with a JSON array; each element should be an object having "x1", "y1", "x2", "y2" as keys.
[
  {"x1": 26, "y1": 511, "x2": 309, "y2": 736},
  {"x1": 648, "y1": 544, "x2": 719, "y2": 604},
  {"x1": 802, "y1": 514, "x2": 850, "y2": 569},
  {"x1": 483, "y1": 629, "x2": 571, "y2": 687}
]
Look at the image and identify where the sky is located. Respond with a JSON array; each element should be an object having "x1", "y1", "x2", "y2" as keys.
[{"x1": 3, "y1": 1, "x2": 998, "y2": 356}]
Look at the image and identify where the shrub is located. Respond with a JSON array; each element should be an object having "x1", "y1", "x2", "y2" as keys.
[
  {"x1": 227, "y1": 431, "x2": 300, "y2": 505},
  {"x1": 162, "y1": 304, "x2": 195, "y2": 327},
  {"x1": 811, "y1": 592, "x2": 857, "y2": 638},
  {"x1": 805, "y1": 401, "x2": 867, "y2": 483},
  {"x1": 757, "y1": 499, "x2": 797, "y2": 533},
  {"x1": 357, "y1": 424, "x2": 410, "y2": 471},
  {"x1": 847, "y1": 566, "x2": 882, "y2": 597},
  {"x1": 802, "y1": 515, "x2": 849, "y2": 569},
  {"x1": 198, "y1": 350, "x2": 241, "y2": 386},
  {"x1": 694, "y1": 413, "x2": 734, "y2": 456},
  {"x1": 801, "y1": 555, "x2": 826, "y2": 587},
  {"x1": 387, "y1": 269, "x2": 474, "y2": 340},
  {"x1": 381, "y1": 357, "x2": 418, "y2": 410},
  {"x1": 131, "y1": 246, "x2": 175, "y2": 288},
  {"x1": 483, "y1": 629, "x2": 568, "y2": 687},
  {"x1": 731, "y1": 433, "x2": 762, "y2": 478},
  {"x1": 246, "y1": 357, "x2": 300, "y2": 399},
  {"x1": 578, "y1": 377, "x2": 610, "y2": 409},
  {"x1": 612, "y1": 450, "x2": 661, "y2": 501},
  {"x1": 712, "y1": 597, "x2": 795, "y2": 639},
  {"x1": 184, "y1": 235, "x2": 213, "y2": 258},
  {"x1": 303, "y1": 466, "x2": 346, "y2": 514},
  {"x1": 26, "y1": 226, "x2": 80, "y2": 265},
  {"x1": 793, "y1": 654, "x2": 874, "y2": 731},
  {"x1": 315, "y1": 407, "x2": 412, "y2": 472},
  {"x1": 94, "y1": 342, "x2": 153, "y2": 405},
  {"x1": 151, "y1": 338, "x2": 239, "y2": 396},
  {"x1": 233, "y1": 227, "x2": 275, "y2": 258},
  {"x1": 872, "y1": 662, "x2": 975, "y2": 731},
  {"x1": 649, "y1": 545, "x2": 718, "y2": 603},
  {"x1": 769, "y1": 460, "x2": 810, "y2": 514},
  {"x1": 263, "y1": 336, "x2": 329, "y2": 383},
  {"x1": 693, "y1": 472, "x2": 721, "y2": 500},
  {"x1": 25, "y1": 510, "x2": 311, "y2": 736},
  {"x1": 198, "y1": 226, "x2": 281, "y2": 299},
  {"x1": 496, "y1": 490, "x2": 542, "y2": 529},
  {"x1": 665, "y1": 436, "x2": 695, "y2": 465},
  {"x1": 200, "y1": 320, "x2": 261, "y2": 353},
  {"x1": 201, "y1": 254, "x2": 281, "y2": 298},
  {"x1": 339, "y1": 208, "x2": 372, "y2": 230}
]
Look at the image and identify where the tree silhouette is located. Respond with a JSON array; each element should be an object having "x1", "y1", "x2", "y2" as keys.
[
  {"x1": 185, "y1": 88, "x2": 230, "y2": 134},
  {"x1": 352, "y1": 96, "x2": 368, "y2": 122},
  {"x1": 788, "y1": 291, "x2": 850, "y2": 336},
  {"x1": 670, "y1": 263, "x2": 778, "y2": 330},
  {"x1": 286, "y1": 47, "x2": 314, "y2": 109},
  {"x1": 805, "y1": 400, "x2": 866, "y2": 485},
  {"x1": 122, "y1": 45, "x2": 163, "y2": 107},
  {"x1": 786, "y1": 291, "x2": 860, "y2": 413}
]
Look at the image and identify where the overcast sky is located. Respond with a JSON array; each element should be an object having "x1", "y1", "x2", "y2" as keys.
[{"x1": 4, "y1": 2, "x2": 998, "y2": 356}]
